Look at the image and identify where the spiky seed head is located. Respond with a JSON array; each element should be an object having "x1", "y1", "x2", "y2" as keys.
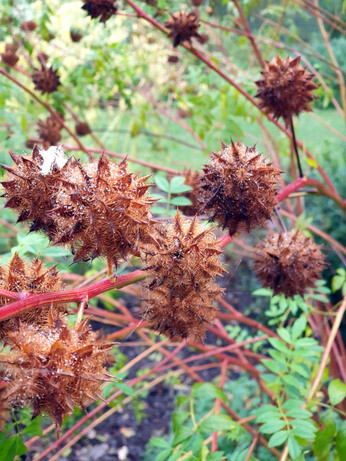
[
  {"x1": 165, "y1": 11, "x2": 202, "y2": 47},
  {"x1": 21, "y1": 20, "x2": 37, "y2": 31},
  {"x1": 32, "y1": 64, "x2": 60, "y2": 94},
  {"x1": 254, "y1": 230, "x2": 325, "y2": 297},
  {"x1": 82, "y1": 0, "x2": 118, "y2": 23},
  {"x1": 2, "y1": 148, "x2": 156, "y2": 266},
  {"x1": 141, "y1": 212, "x2": 225, "y2": 342},
  {"x1": 1, "y1": 44, "x2": 19, "y2": 67},
  {"x1": 255, "y1": 55, "x2": 318, "y2": 123},
  {"x1": 49, "y1": 153, "x2": 156, "y2": 265},
  {"x1": 75, "y1": 122, "x2": 91, "y2": 136},
  {"x1": 38, "y1": 115, "x2": 63, "y2": 148},
  {"x1": 1, "y1": 145, "x2": 74, "y2": 237},
  {"x1": 0, "y1": 253, "x2": 68, "y2": 344},
  {"x1": 198, "y1": 140, "x2": 281, "y2": 235},
  {"x1": 0, "y1": 315, "x2": 114, "y2": 431}
]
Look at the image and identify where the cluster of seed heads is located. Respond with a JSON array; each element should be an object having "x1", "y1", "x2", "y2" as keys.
[{"x1": 0, "y1": 6, "x2": 324, "y2": 433}]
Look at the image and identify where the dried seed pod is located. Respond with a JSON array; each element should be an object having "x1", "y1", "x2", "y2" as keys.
[
  {"x1": 49, "y1": 153, "x2": 156, "y2": 265},
  {"x1": 1, "y1": 145, "x2": 76, "y2": 237},
  {"x1": 1, "y1": 44, "x2": 19, "y2": 67},
  {"x1": 255, "y1": 55, "x2": 318, "y2": 123},
  {"x1": 32, "y1": 64, "x2": 60, "y2": 94},
  {"x1": 82, "y1": 0, "x2": 118, "y2": 23},
  {"x1": 254, "y1": 231, "x2": 325, "y2": 297},
  {"x1": 70, "y1": 29, "x2": 83, "y2": 42},
  {"x1": 165, "y1": 11, "x2": 202, "y2": 47},
  {"x1": 198, "y1": 140, "x2": 281, "y2": 235},
  {"x1": 38, "y1": 114, "x2": 62, "y2": 148},
  {"x1": 21, "y1": 20, "x2": 37, "y2": 31},
  {"x1": 167, "y1": 54, "x2": 179, "y2": 64},
  {"x1": 75, "y1": 122, "x2": 91, "y2": 136},
  {"x1": 0, "y1": 253, "x2": 68, "y2": 343},
  {"x1": 141, "y1": 212, "x2": 225, "y2": 342},
  {"x1": 0, "y1": 315, "x2": 114, "y2": 431}
]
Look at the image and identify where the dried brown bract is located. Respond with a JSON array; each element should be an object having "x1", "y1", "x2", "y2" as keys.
[
  {"x1": 0, "y1": 253, "x2": 67, "y2": 343},
  {"x1": 141, "y1": 212, "x2": 225, "y2": 342},
  {"x1": 165, "y1": 11, "x2": 202, "y2": 47},
  {"x1": 1, "y1": 145, "x2": 76, "y2": 236},
  {"x1": 49, "y1": 153, "x2": 156, "y2": 265},
  {"x1": 75, "y1": 122, "x2": 91, "y2": 136},
  {"x1": 255, "y1": 55, "x2": 318, "y2": 123},
  {"x1": 1, "y1": 44, "x2": 19, "y2": 67},
  {"x1": 32, "y1": 64, "x2": 60, "y2": 94},
  {"x1": 82, "y1": 0, "x2": 118, "y2": 23},
  {"x1": 21, "y1": 20, "x2": 37, "y2": 31},
  {"x1": 254, "y1": 231, "x2": 325, "y2": 297},
  {"x1": 198, "y1": 140, "x2": 281, "y2": 235},
  {"x1": 38, "y1": 114, "x2": 63, "y2": 148},
  {"x1": 0, "y1": 314, "x2": 114, "y2": 431}
]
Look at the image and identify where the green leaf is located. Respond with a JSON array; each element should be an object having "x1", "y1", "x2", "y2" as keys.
[
  {"x1": 170, "y1": 197, "x2": 193, "y2": 206},
  {"x1": 0, "y1": 435, "x2": 27, "y2": 461},
  {"x1": 22, "y1": 416, "x2": 43, "y2": 436},
  {"x1": 282, "y1": 375, "x2": 301, "y2": 388},
  {"x1": 294, "y1": 338, "x2": 318, "y2": 348},
  {"x1": 288, "y1": 435, "x2": 301, "y2": 459},
  {"x1": 262, "y1": 359, "x2": 286, "y2": 374},
  {"x1": 328, "y1": 379, "x2": 346, "y2": 405},
  {"x1": 254, "y1": 404, "x2": 280, "y2": 418},
  {"x1": 192, "y1": 383, "x2": 226, "y2": 401},
  {"x1": 173, "y1": 425, "x2": 192, "y2": 446},
  {"x1": 268, "y1": 338, "x2": 290, "y2": 354},
  {"x1": 150, "y1": 437, "x2": 171, "y2": 449},
  {"x1": 115, "y1": 382, "x2": 136, "y2": 397},
  {"x1": 291, "y1": 316, "x2": 307, "y2": 341},
  {"x1": 170, "y1": 177, "x2": 192, "y2": 194},
  {"x1": 268, "y1": 430, "x2": 288, "y2": 447},
  {"x1": 155, "y1": 175, "x2": 170, "y2": 192},
  {"x1": 313, "y1": 415, "x2": 336, "y2": 461},
  {"x1": 268, "y1": 349, "x2": 286, "y2": 364},
  {"x1": 290, "y1": 363, "x2": 310, "y2": 378},
  {"x1": 199, "y1": 414, "x2": 236, "y2": 433},
  {"x1": 261, "y1": 373, "x2": 279, "y2": 383},
  {"x1": 277, "y1": 328, "x2": 291, "y2": 344},
  {"x1": 282, "y1": 399, "x2": 305, "y2": 411},
  {"x1": 259, "y1": 419, "x2": 286, "y2": 434},
  {"x1": 336, "y1": 420, "x2": 346, "y2": 459},
  {"x1": 285, "y1": 409, "x2": 312, "y2": 419},
  {"x1": 252, "y1": 288, "x2": 272, "y2": 296},
  {"x1": 291, "y1": 419, "x2": 317, "y2": 439},
  {"x1": 207, "y1": 452, "x2": 225, "y2": 461}
]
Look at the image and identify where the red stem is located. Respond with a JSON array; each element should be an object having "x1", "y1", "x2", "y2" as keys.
[{"x1": 0, "y1": 270, "x2": 146, "y2": 322}]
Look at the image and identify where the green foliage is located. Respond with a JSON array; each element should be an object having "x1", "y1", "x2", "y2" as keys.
[{"x1": 152, "y1": 174, "x2": 192, "y2": 216}]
